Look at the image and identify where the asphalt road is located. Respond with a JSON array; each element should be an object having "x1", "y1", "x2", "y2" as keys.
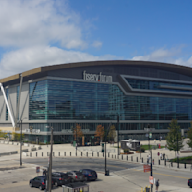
[
  {"x1": 22, "y1": 157, "x2": 191, "y2": 189},
  {"x1": 22, "y1": 156, "x2": 140, "y2": 173}
]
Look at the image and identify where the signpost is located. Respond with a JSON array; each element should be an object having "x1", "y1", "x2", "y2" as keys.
[
  {"x1": 149, "y1": 176, "x2": 154, "y2": 184},
  {"x1": 143, "y1": 164, "x2": 151, "y2": 173}
]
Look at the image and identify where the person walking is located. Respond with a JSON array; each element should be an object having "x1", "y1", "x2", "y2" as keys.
[
  {"x1": 155, "y1": 179, "x2": 160, "y2": 192},
  {"x1": 160, "y1": 153, "x2": 162, "y2": 160},
  {"x1": 43, "y1": 169, "x2": 47, "y2": 176}
]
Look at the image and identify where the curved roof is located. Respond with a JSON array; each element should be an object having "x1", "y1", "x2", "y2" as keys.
[{"x1": 1, "y1": 60, "x2": 192, "y2": 83}]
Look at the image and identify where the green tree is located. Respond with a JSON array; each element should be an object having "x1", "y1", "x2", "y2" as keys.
[
  {"x1": 108, "y1": 125, "x2": 116, "y2": 141},
  {"x1": 187, "y1": 121, "x2": 192, "y2": 149},
  {"x1": 166, "y1": 119, "x2": 183, "y2": 156}
]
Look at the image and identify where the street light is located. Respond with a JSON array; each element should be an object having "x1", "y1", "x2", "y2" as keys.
[
  {"x1": 30, "y1": 126, "x2": 33, "y2": 142},
  {"x1": 45, "y1": 125, "x2": 54, "y2": 192},
  {"x1": 147, "y1": 124, "x2": 153, "y2": 192},
  {"x1": 18, "y1": 117, "x2": 27, "y2": 167},
  {"x1": 117, "y1": 115, "x2": 119, "y2": 157}
]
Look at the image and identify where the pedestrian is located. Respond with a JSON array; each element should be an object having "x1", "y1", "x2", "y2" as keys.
[
  {"x1": 160, "y1": 153, "x2": 162, "y2": 160},
  {"x1": 43, "y1": 169, "x2": 46, "y2": 176},
  {"x1": 147, "y1": 154, "x2": 149, "y2": 163},
  {"x1": 155, "y1": 179, "x2": 160, "y2": 192}
]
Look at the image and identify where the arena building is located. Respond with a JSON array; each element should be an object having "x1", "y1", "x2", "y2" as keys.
[{"x1": 0, "y1": 60, "x2": 191, "y2": 143}]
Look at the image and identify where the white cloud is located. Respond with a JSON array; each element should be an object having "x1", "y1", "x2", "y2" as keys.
[
  {"x1": 0, "y1": 46, "x2": 117, "y2": 78},
  {"x1": 92, "y1": 41, "x2": 103, "y2": 48},
  {"x1": 132, "y1": 47, "x2": 192, "y2": 67},
  {"x1": 0, "y1": 0, "x2": 85, "y2": 49}
]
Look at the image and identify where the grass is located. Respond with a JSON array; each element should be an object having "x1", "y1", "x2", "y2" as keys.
[
  {"x1": 141, "y1": 145, "x2": 165, "y2": 150},
  {"x1": 170, "y1": 156, "x2": 192, "y2": 164}
]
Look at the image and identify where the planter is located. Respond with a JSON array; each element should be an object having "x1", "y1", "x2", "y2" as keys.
[{"x1": 120, "y1": 152, "x2": 134, "y2": 155}]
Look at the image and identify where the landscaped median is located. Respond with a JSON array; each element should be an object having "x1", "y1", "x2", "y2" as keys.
[{"x1": 169, "y1": 156, "x2": 192, "y2": 164}]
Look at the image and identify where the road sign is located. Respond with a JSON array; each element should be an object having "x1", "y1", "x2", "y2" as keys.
[
  {"x1": 36, "y1": 167, "x2": 40, "y2": 173},
  {"x1": 149, "y1": 176, "x2": 154, "y2": 184},
  {"x1": 143, "y1": 164, "x2": 151, "y2": 173},
  {"x1": 157, "y1": 152, "x2": 160, "y2": 156}
]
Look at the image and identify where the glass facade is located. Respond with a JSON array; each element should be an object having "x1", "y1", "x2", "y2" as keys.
[
  {"x1": 126, "y1": 78, "x2": 192, "y2": 93},
  {"x1": 29, "y1": 79, "x2": 192, "y2": 128}
]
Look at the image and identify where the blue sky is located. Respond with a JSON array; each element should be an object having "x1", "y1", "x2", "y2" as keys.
[{"x1": 0, "y1": 0, "x2": 192, "y2": 79}]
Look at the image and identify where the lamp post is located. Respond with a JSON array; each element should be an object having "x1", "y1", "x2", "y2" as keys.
[
  {"x1": 48, "y1": 126, "x2": 53, "y2": 192},
  {"x1": 117, "y1": 115, "x2": 119, "y2": 157},
  {"x1": 147, "y1": 124, "x2": 153, "y2": 192},
  {"x1": 18, "y1": 117, "x2": 27, "y2": 167},
  {"x1": 30, "y1": 126, "x2": 33, "y2": 142},
  {"x1": 177, "y1": 133, "x2": 179, "y2": 168}
]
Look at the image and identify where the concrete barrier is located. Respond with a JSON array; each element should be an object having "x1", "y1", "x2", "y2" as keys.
[
  {"x1": 24, "y1": 143, "x2": 29, "y2": 147},
  {"x1": 30, "y1": 147, "x2": 36, "y2": 151}
]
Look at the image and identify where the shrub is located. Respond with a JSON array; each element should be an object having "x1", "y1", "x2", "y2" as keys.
[
  {"x1": 140, "y1": 148, "x2": 145, "y2": 152},
  {"x1": 124, "y1": 149, "x2": 130, "y2": 153}
]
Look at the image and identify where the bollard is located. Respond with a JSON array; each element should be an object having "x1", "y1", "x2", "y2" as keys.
[
  {"x1": 92, "y1": 152, "x2": 93, "y2": 157},
  {"x1": 141, "y1": 187, "x2": 143, "y2": 192},
  {"x1": 153, "y1": 159, "x2": 154, "y2": 165},
  {"x1": 137, "y1": 157, "x2": 138, "y2": 162},
  {"x1": 30, "y1": 152, "x2": 32, "y2": 157},
  {"x1": 76, "y1": 151, "x2": 77, "y2": 156},
  {"x1": 97, "y1": 152, "x2": 99, "y2": 157},
  {"x1": 81, "y1": 152, "x2": 82, "y2": 156},
  {"x1": 127, "y1": 155, "x2": 128, "y2": 161},
  {"x1": 64, "y1": 152, "x2": 66, "y2": 156},
  {"x1": 87, "y1": 152, "x2": 88, "y2": 157},
  {"x1": 142, "y1": 157, "x2": 143, "y2": 163},
  {"x1": 108, "y1": 152, "x2": 110, "y2": 158},
  {"x1": 131, "y1": 156, "x2": 133, "y2": 161},
  {"x1": 112, "y1": 154, "x2": 113, "y2": 158},
  {"x1": 70, "y1": 152, "x2": 71, "y2": 156},
  {"x1": 164, "y1": 159, "x2": 166, "y2": 166},
  {"x1": 53, "y1": 152, "x2": 54, "y2": 156},
  {"x1": 159, "y1": 159, "x2": 160, "y2": 165},
  {"x1": 103, "y1": 152, "x2": 104, "y2": 157},
  {"x1": 58, "y1": 152, "x2": 60, "y2": 156},
  {"x1": 36, "y1": 152, "x2": 37, "y2": 157},
  {"x1": 47, "y1": 152, "x2": 49, "y2": 156},
  {"x1": 171, "y1": 162, "x2": 173, "y2": 167},
  {"x1": 122, "y1": 155, "x2": 123, "y2": 160},
  {"x1": 115, "y1": 155, "x2": 116, "y2": 159},
  {"x1": 185, "y1": 163, "x2": 186, "y2": 169},
  {"x1": 42, "y1": 152, "x2": 43, "y2": 157}
]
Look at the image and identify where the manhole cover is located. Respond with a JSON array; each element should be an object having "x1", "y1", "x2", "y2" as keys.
[{"x1": 12, "y1": 181, "x2": 17, "y2": 183}]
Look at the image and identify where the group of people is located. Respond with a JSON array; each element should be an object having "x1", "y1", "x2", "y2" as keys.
[{"x1": 160, "y1": 153, "x2": 165, "y2": 160}]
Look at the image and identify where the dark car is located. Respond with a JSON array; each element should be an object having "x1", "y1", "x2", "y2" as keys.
[
  {"x1": 188, "y1": 179, "x2": 192, "y2": 188},
  {"x1": 79, "y1": 169, "x2": 97, "y2": 181},
  {"x1": 29, "y1": 176, "x2": 46, "y2": 190},
  {"x1": 52, "y1": 172, "x2": 70, "y2": 187},
  {"x1": 66, "y1": 171, "x2": 85, "y2": 182}
]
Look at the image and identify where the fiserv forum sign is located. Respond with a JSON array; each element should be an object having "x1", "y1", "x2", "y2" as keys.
[{"x1": 83, "y1": 71, "x2": 113, "y2": 82}]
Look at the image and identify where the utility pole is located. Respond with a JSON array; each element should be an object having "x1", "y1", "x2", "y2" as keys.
[
  {"x1": 147, "y1": 124, "x2": 153, "y2": 192},
  {"x1": 117, "y1": 115, "x2": 119, "y2": 157},
  {"x1": 177, "y1": 133, "x2": 179, "y2": 168},
  {"x1": 105, "y1": 123, "x2": 111, "y2": 176},
  {"x1": 76, "y1": 123, "x2": 77, "y2": 156},
  {"x1": 48, "y1": 127, "x2": 53, "y2": 192},
  {"x1": 20, "y1": 119, "x2": 22, "y2": 166}
]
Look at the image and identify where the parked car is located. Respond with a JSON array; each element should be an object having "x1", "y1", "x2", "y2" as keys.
[
  {"x1": 52, "y1": 172, "x2": 70, "y2": 187},
  {"x1": 79, "y1": 169, "x2": 97, "y2": 181},
  {"x1": 188, "y1": 179, "x2": 192, "y2": 188},
  {"x1": 29, "y1": 176, "x2": 53, "y2": 190},
  {"x1": 66, "y1": 171, "x2": 85, "y2": 182}
]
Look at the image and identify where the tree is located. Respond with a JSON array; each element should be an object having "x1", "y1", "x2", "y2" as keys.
[
  {"x1": 12, "y1": 132, "x2": 24, "y2": 141},
  {"x1": 187, "y1": 121, "x2": 192, "y2": 149},
  {"x1": 95, "y1": 124, "x2": 104, "y2": 141},
  {"x1": 166, "y1": 119, "x2": 183, "y2": 156},
  {"x1": 73, "y1": 124, "x2": 83, "y2": 140},
  {"x1": 108, "y1": 124, "x2": 116, "y2": 141}
]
